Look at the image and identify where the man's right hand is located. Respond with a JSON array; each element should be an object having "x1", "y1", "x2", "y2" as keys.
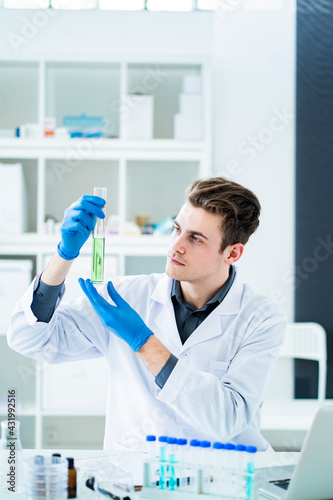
[{"x1": 57, "y1": 195, "x2": 105, "y2": 261}]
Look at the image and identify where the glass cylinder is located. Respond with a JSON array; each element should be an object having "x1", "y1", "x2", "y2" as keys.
[{"x1": 91, "y1": 187, "x2": 107, "y2": 283}]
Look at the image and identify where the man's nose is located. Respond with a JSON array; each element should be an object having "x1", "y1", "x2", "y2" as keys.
[{"x1": 172, "y1": 234, "x2": 186, "y2": 254}]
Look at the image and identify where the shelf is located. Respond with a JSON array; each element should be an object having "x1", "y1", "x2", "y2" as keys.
[
  {"x1": 0, "y1": 234, "x2": 170, "y2": 255},
  {"x1": 0, "y1": 408, "x2": 37, "y2": 417},
  {"x1": 0, "y1": 138, "x2": 207, "y2": 156},
  {"x1": 0, "y1": 54, "x2": 212, "y2": 450},
  {"x1": 41, "y1": 409, "x2": 106, "y2": 417}
]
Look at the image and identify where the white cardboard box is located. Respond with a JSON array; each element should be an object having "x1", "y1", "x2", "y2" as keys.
[
  {"x1": 0, "y1": 163, "x2": 26, "y2": 234},
  {"x1": 179, "y1": 93, "x2": 202, "y2": 116},
  {"x1": 183, "y1": 75, "x2": 201, "y2": 94},
  {"x1": 174, "y1": 113, "x2": 202, "y2": 141},
  {"x1": 0, "y1": 259, "x2": 33, "y2": 334},
  {"x1": 122, "y1": 94, "x2": 154, "y2": 140}
]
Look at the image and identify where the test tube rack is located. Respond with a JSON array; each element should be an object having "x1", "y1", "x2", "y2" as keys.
[{"x1": 140, "y1": 459, "x2": 257, "y2": 499}]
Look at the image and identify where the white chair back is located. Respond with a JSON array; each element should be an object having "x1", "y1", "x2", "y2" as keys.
[{"x1": 266, "y1": 322, "x2": 327, "y2": 401}]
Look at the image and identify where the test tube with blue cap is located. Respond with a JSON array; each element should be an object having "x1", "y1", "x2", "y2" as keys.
[
  {"x1": 166, "y1": 437, "x2": 178, "y2": 490},
  {"x1": 146, "y1": 435, "x2": 156, "y2": 459},
  {"x1": 223, "y1": 443, "x2": 236, "y2": 497},
  {"x1": 158, "y1": 436, "x2": 168, "y2": 490},
  {"x1": 176, "y1": 438, "x2": 187, "y2": 462},
  {"x1": 212, "y1": 442, "x2": 225, "y2": 495},
  {"x1": 235, "y1": 444, "x2": 247, "y2": 498},
  {"x1": 245, "y1": 446, "x2": 257, "y2": 500},
  {"x1": 188, "y1": 439, "x2": 200, "y2": 492},
  {"x1": 199, "y1": 441, "x2": 212, "y2": 494},
  {"x1": 91, "y1": 187, "x2": 107, "y2": 283},
  {"x1": 176, "y1": 439, "x2": 188, "y2": 492}
]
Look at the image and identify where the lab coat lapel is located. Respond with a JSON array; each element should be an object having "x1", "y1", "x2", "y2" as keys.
[
  {"x1": 151, "y1": 274, "x2": 183, "y2": 351},
  {"x1": 179, "y1": 271, "x2": 244, "y2": 352}
]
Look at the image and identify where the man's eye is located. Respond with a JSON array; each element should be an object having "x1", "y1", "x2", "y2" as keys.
[
  {"x1": 173, "y1": 225, "x2": 180, "y2": 232},
  {"x1": 191, "y1": 235, "x2": 200, "y2": 242}
]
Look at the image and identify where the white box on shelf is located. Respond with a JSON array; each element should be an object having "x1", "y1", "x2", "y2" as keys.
[
  {"x1": 122, "y1": 94, "x2": 154, "y2": 140},
  {"x1": 174, "y1": 113, "x2": 202, "y2": 141},
  {"x1": 0, "y1": 163, "x2": 26, "y2": 234},
  {"x1": 179, "y1": 93, "x2": 202, "y2": 116},
  {"x1": 183, "y1": 75, "x2": 201, "y2": 94},
  {"x1": 0, "y1": 260, "x2": 33, "y2": 334}
]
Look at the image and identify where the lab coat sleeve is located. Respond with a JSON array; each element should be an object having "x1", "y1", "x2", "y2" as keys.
[
  {"x1": 7, "y1": 276, "x2": 112, "y2": 363},
  {"x1": 156, "y1": 304, "x2": 286, "y2": 442}
]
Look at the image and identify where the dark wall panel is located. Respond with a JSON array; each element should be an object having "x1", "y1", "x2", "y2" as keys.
[{"x1": 296, "y1": 0, "x2": 333, "y2": 397}]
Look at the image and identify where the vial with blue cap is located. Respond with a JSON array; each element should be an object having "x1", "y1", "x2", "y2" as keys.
[
  {"x1": 189, "y1": 439, "x2": 200, "y2": 465},
  {"x1": 166, "y1": 437, "x2": 178, "y2": 491},
  {"x1": 235, "y1": 444, "x2": 247, "y2": 498},
  {"x1": 223, "y1": 443, "x2": 236, "y2": 497},
  {"x1": 158, "y1": 436, "x2": 168, "y2": 490},
  {"x1": 188, "y1": 439, "x2": 200, "y2": 492},
  {"x1": 211, "y1": 442, "x2": 225, "y2": 495},
  {"x1": 245, "y1": 446, "x2": 257, "y2": 500},
  {"x1": 199, "y1": 441, "x2": 212, "y2": 494},
  {"x1": 146, "y1": 435, "x2": 156, "y2": 460},
  {"x1": 176, "y1": 439, "x2": 188, "y2": 492}
]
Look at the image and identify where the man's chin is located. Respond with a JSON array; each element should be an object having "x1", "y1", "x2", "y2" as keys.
[
  {"x1": 165, "y1": 264, "x2": 186, "y2": 281},
  {"x1": 165, "y1": 264, "x2": 178, "y2": 279}
]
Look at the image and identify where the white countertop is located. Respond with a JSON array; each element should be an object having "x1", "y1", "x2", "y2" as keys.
[{"x1": 1, "y1": 448, "x2": 300, "y2": 499}]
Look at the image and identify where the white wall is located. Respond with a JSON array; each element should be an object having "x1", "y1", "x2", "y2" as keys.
[
  {"x1": 0, "y1": 6, "x2": 296, "y2": 319},
  {"x1": 212, "y1": 4, "x2": 296, "y2": 320},
  {"x1": 0, "y1": 10, "x2": 213, "y2": 57}
]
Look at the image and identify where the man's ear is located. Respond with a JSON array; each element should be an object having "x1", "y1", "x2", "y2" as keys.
[{"x1": 224, "y1": 243, "x2": 244, "y2": 264}]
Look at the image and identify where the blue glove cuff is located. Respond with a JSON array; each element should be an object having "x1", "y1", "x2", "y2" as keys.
[
  {"x1": 132, "y1": 330, "x2": 154, "y2": 352},
  {"x1": 57, "y1": 242, "x2": 79, "y2": 261}
]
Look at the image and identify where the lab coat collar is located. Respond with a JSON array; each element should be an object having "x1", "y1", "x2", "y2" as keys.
[
  {"x1": 151, "y1": 274, "x2": 182, "y2": 350},
  {"x1": 150, "y1": 269, "x2": 244, "y2": 352},
  {"x1": 180, "y1": 270, "x2": 244, "y2": 351}
]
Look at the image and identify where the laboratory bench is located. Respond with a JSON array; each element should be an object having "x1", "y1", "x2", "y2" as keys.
[{"x1": 1, "y1": 448, "x2": 299, "y2": 499}]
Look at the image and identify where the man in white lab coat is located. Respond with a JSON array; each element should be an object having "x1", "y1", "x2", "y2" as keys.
[{"x1": 8, "y1": 177, "x2": 286, "y2": 451}]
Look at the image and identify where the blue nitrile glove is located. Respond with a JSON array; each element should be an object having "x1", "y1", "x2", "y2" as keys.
[
  {"x1": 57, "y1": 195, "x2": 105, "y2": 260},
  {"x1": 78, "y1": 278, "x2": 154, "y2": 352}
]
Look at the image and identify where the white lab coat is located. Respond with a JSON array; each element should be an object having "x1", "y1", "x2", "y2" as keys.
[{"x1": 8, "y1": 268, "x2": 286, "y2": 451}]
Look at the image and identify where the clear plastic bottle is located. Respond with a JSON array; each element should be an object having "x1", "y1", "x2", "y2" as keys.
[{"x1": 0, "y1": 420, "x2": 23, "y2": 494}]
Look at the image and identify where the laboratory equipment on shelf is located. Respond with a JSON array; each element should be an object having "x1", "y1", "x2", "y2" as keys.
[
  {"x1": 62, "y1": 114, "x2": 104, "y2": 138},
  {"x1": 91, "y1": 187, "x2": 107, "y2": 283}
]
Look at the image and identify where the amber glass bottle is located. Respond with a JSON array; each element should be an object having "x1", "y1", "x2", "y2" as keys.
[{"x1": 66, "y1": 457, "x2": 77, "y2": 498}]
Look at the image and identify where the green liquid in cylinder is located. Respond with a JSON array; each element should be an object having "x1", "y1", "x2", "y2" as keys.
[{"x1": 91, "y1": 237, "x2": 105, "y2": 283}]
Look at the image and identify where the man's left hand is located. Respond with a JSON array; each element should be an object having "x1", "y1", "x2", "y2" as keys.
[{"x1": 78, "y1": 278, "x2": 154, "y2": 352}]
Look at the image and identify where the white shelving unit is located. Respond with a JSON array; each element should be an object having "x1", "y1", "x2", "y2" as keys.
[{"x1": 0, "y1": 55, "x2": 212, "y2": 449}]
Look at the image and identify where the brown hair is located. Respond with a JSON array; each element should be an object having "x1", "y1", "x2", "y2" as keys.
[{"x1": 185, "y1": 177, "x2": 261, "y2": 252}]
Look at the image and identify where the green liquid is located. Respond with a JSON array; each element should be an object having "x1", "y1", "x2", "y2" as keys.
[{"x1": 91, "y1": 237, "x2": 105, "y2": 283}]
